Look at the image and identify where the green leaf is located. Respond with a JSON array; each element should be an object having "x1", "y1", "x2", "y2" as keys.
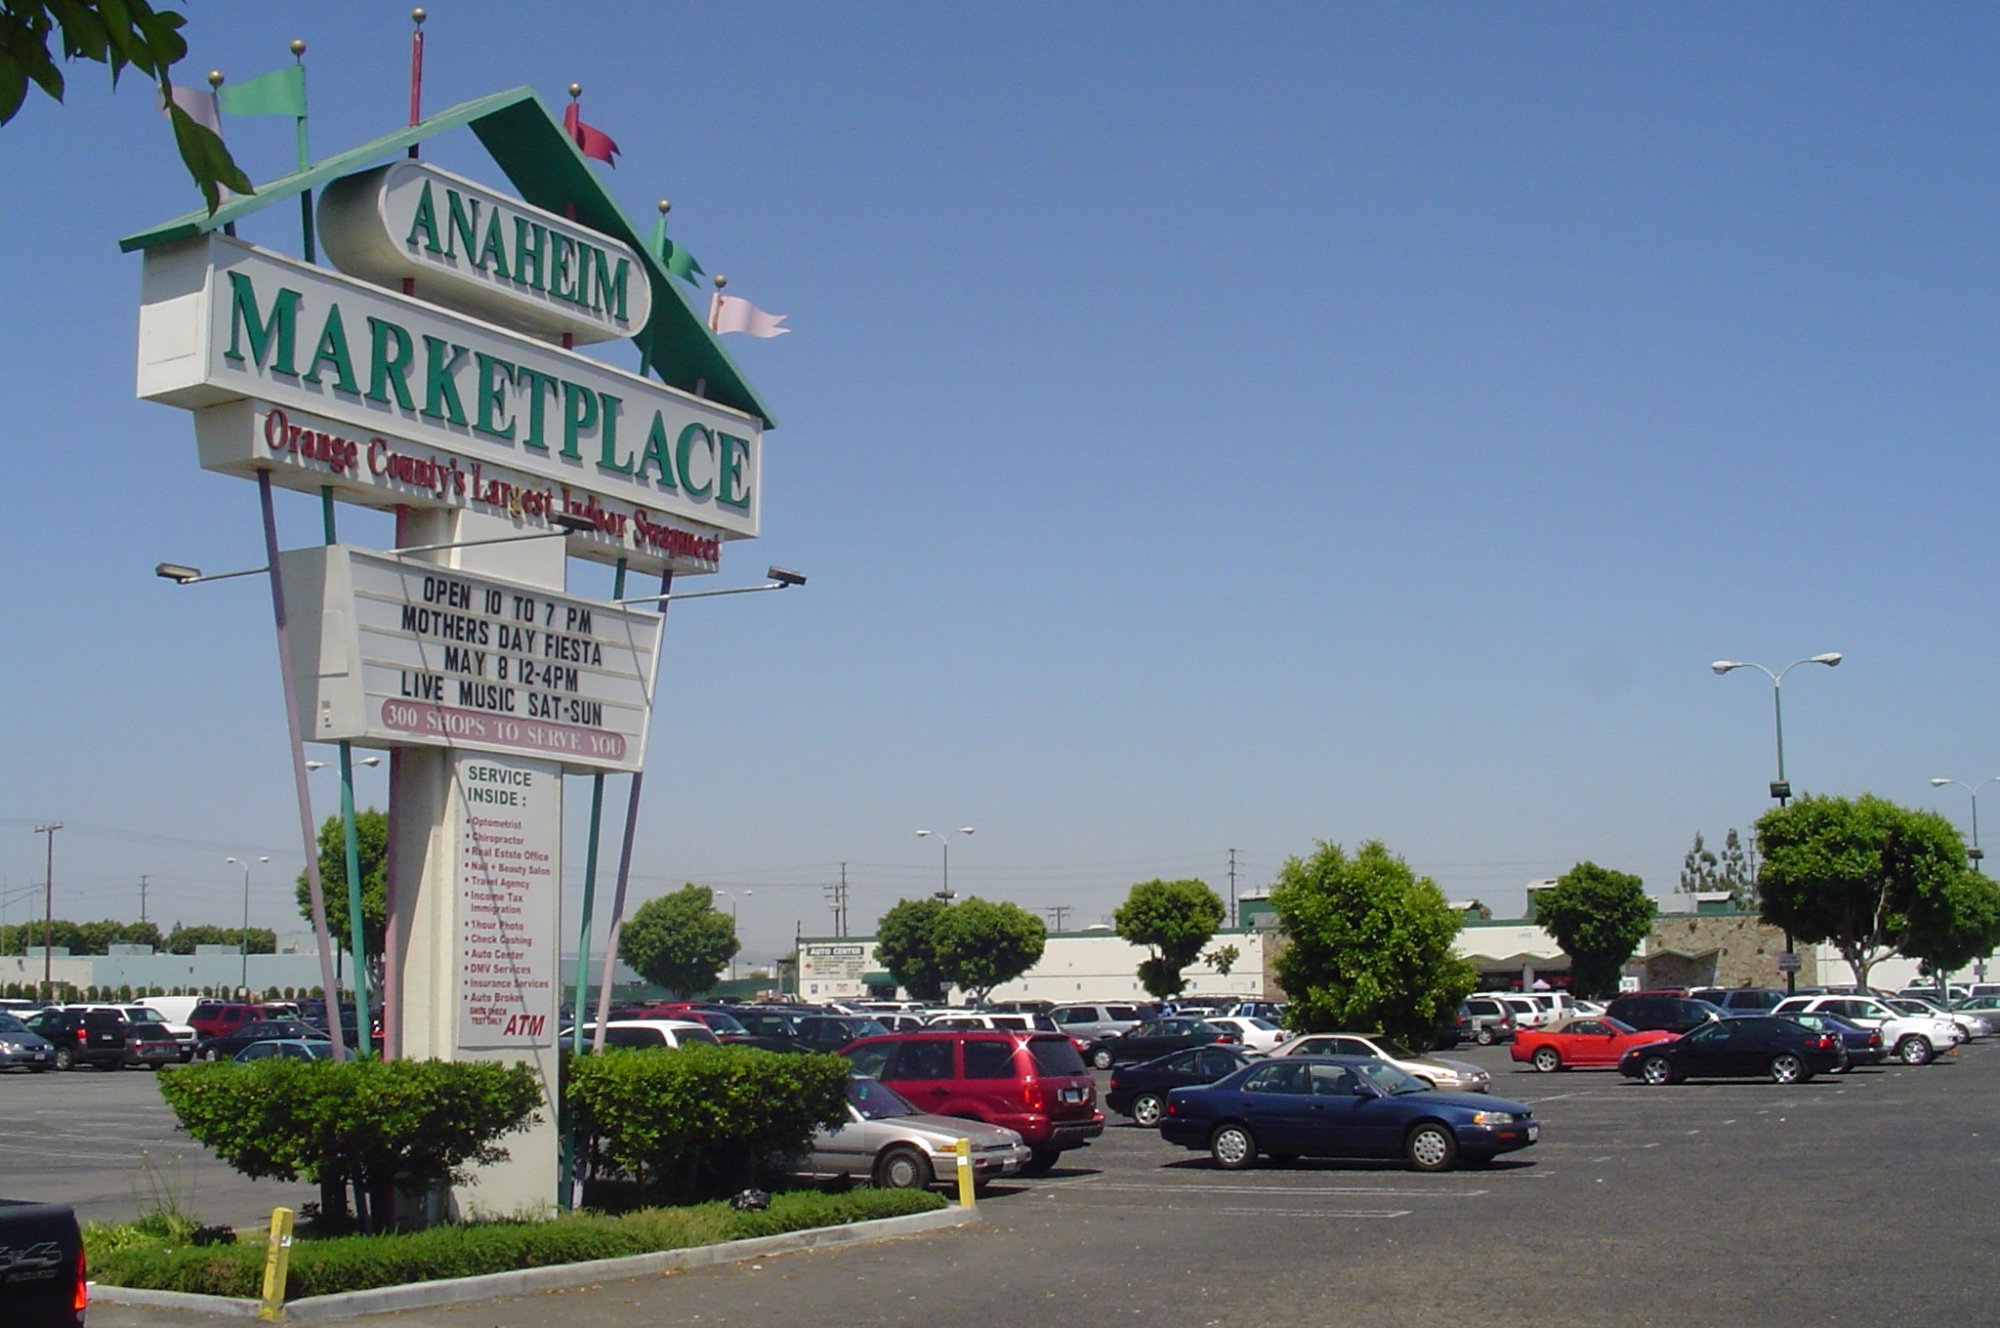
[{"x1": 0, "y1": 56, "x2": 28, "y2": 124}]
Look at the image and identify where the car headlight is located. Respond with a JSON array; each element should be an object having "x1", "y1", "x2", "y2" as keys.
[
  {"x1": 1469, "y1": 1111, "x2": 1517, "y2": 1127},
  {"x1": 0, "y1": 1040, "x2": 17, "y2": 1053}
]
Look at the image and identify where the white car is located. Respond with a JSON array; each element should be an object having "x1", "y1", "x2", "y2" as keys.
[
  {"x1": 565, "y1": 1019, "x2": 721, "y2": 1050},
  {"x1": 1888, "y1": 996, "x2": 1989, "y2": 1040},
  {"x1": 1477, "y1": 994, "x2": 1554, "y2": 1031},
  {"x1": 1204, "y1": 1016, "x2": 1286, "y2": 1053},
  {"x1": 1263, "y1": 1032, "x2": 1491, "y2": 1093},
  {"x1": 1773, "y1": 996, "x2": 1957, "y2": 1065}
]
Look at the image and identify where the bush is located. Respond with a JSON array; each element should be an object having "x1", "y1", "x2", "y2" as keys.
[
  {"x1": 157, "y1": 1057, "x2": 542, "y2": 1231},
  {"x1": 568, "y1": 1044, "x2": 849, "y2": 1203},
  {"x1": 88, "y1": 1189, "x2": 944, "y2": 1298}
]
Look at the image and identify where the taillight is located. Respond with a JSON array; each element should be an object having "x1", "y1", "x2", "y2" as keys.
[
  {"x1": 1216, "y1": 1034, "x2": 1237, "y2": 1044},
  {"x1": 1023, "y1": 1081, "x2": 1045, "y2": 1113},
  {"x1": 74, "y1": 1244, "x2": 88, "y2": 1316}
]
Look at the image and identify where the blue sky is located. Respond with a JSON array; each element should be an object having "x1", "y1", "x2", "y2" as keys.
[{"x1": 2, "y1": 4, "x2": 1996, "y2": 967}]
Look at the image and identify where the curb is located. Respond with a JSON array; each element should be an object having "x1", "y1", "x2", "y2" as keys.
[{"x1": 91, "y1": 1204, "x2": 980, "y2": 1320}]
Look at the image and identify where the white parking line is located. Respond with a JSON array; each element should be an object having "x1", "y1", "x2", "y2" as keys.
[
  {"x1": 1212, "y1": 1207, "x2": 1411, "y2": 1218},
  {"x1": 1075, "y1": 1181, "x2": 1491, "y2": 1198}
]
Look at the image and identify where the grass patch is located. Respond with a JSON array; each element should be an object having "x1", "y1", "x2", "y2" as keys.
[{"x1": 89, "y1": 1189, "x2": 946, "y2": 1298}]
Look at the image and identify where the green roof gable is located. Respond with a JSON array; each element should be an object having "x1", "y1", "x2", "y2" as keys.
[{"x1": 119, "y1": 87, "x2": 775, "y2": 429}]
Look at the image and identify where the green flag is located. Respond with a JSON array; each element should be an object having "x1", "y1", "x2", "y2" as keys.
[
  {"x1": 647, "y1": 215, "x2": 704, "y2": 286},
  {"x1": 217, "y1": 66, "x2": 306, "y2": 118}
]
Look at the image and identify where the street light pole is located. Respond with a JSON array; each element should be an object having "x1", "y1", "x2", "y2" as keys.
[
  {"x1": 226, "y1": 856, "x2": 270, "y2": 996},
  {"x1": 714, "y1": 890, "x2": 751, "y2": 981},
  {"x1": 33, "y1": 823, "x2": 60, "y2": 1004},
  {"x1": 1929, "y1": 777, "x2": 2000, "y2": 872},
  {"x1": 1712, "y1": 652, "x2": 1842, "y2": 993},
  {"x1": 915, "y1": 827, "x2": 975, "y2": 901}
]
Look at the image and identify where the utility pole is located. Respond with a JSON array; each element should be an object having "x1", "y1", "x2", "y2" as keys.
[
  {"x1": 840, "y1": 863, "x2": 850, "y2": 937},
  {"x1": 1228, "y1": 848, "x2": 1238, "y2": 927},
  {"x1": 1044, "y1": 905, "x2": 1071, "y2": 931},
  {"x1": 139, "y1": 874, "x2": 150, "y2": 925},
  {"x1": 33, "y1": 823, "x2": 61, "y2": 1004}
]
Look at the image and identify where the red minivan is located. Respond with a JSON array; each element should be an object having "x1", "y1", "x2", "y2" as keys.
[{"x1": 841, "y1": 1030, "x2": 1104, "y2": 1174}]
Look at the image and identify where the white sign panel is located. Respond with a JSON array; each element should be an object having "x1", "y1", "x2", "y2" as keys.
[
  {"x1": 319, "y1": 161, "x2": 652, "y2": 344},
  {"x1": 138, "y1": 233, "x2": 761, "y2": 545},
  {"x1": 279, "y1": 544, "x2": 663, "y2": 774},
  {"x1": 802, "y1": 943, "x2": 872, "y2": 982},
  {"x1": 455, "y1": 751, "x2": 560, "y2": 1048}
]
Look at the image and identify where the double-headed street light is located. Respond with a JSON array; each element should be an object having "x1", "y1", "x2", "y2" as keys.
[
  {"x1": 713, "y1": 889, "x2": 752, "y2": 980},
  {"x1": 1710, "y1": 653, "x2": 1843, "y2": 804},
  {"x1": 916, "y1": 827, "x2": 975, "y2": 901},
  {"x1": 1929, "y1": 777, "x2": 2000, "y2": 871},
  {"x1": 225, "y1": 855, "x2": 270, "y2": 996}
]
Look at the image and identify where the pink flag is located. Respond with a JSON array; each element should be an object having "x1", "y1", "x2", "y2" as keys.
[
  {"x1": 563, "y1": 102, "x2": 620, "y2": 166},
  {"x1": 709, "y1": 292, "x2": 790, "y2": 338},
  {"x1": 160, "y1": 82, "x2": 221, "y2": 133}
]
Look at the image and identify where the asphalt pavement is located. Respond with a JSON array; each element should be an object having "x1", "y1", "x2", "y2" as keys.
[{"x1": 47, "y1": 1038, "x2": 2000, "y2": 1327}]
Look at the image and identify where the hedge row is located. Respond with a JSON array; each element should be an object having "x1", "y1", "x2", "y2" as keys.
[{"x1": 88, "y1": 1189, "x2": 945, "y2": 1298}]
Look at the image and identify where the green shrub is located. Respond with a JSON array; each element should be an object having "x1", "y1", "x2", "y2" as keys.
[
  {"x1": 157, "y1": 1057, "x2": 542, "y2": 1231},
  {"x1": 89, "y1": 1189, "x2": 945, "y2": 1297},
  {"x1": 567, "y1": 1044, "x2": 849, "y2": 1203}
]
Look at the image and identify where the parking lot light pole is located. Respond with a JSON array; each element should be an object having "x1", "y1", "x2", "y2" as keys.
[
  {"x1": 714, "y1": 890, "x2": 751, "y2": 981},
  {"x1": 916, "y1": 827, "x2": 975, "y2": 901},
  {"x1": 226, "y1": 856, "x2": 270, "y2": 996},
  {"x1": 1712, "y1": 653, "x2": 1842, "y2": 993},
  {"x1": 1929, "y1": 777, "x2": 1999, "y2": 873}
]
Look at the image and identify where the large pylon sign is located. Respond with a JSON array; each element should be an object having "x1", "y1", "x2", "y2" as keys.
[{"x1": 125, "y1": 85, "x2": 778, "y2": 1215}]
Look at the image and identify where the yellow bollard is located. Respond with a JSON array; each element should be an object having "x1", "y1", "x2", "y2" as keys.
[
  {"x1": 955, "y1": 1136, "x2": 975, "y2": 1207},
  {"x1": 258, "y1": 1206, "x2": 295, "y2": 1322}
]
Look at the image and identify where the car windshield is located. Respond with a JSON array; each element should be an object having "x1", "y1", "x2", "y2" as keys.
[
  {"x1": 1376, "y1": 1040, "x2": 1418, "y2": 1060},
  {"x1": 847, "y1": 1076, "x2": 919, "y2": 1120},
  {"x1": 1602, "y1": 1017, "x2": 1638, "y2": 1034},
  {"x1": 1354, "y1": 1060, "x2": 1429, "y2": 1095},
  {"x1": 123, "y1": 1008, "x2": 166, "y2": 1023},
  {"x1": 0, "y1": 1014, "x2": 27, "y2": 1035}
]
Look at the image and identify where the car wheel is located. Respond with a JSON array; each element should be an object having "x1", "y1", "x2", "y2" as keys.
[
  {"x1": 1406, "y1": 1123, "x2": 1458, "y2": 1173},
  {"x1": 1896, "y1": 1035, "x2": 1932, "y2": 1066},
  {"x1": 1769, "y1": 1053, "x2": 1809, "y2": 1085},
  {"x1": 52, "y1": 1047, "x2": 72, "y2": 1071},
  {"x1": 1639, "y1": 1055, "x2": 1675, "y2": 1085},
  {"x1": 1019, "y1": 1147, "x2": 1061, "y2": 1176},
  {"x1": 205, "y1": 1047, "x2": 221, "y2": 1062},
  {"x1": 1531, "y1": 1047, "x2": 1562, "y2": 1073},
  {"x1": 1475, "y1": 1026, "x2": 1496, "y2": 1046},
  {"x1": 872, "y1": 1145, "x2": 935, "y2": 1191},
  {"x1": 1131, "y1": 1093, "x2": 1165, "y2": 1128},
  {"x1": 1091, "y1": 1047, "x2": 1113, "y2": 1070},
  {"x1": 1210, "y1": 1123, "x2": 1256, "y2": 1170}
]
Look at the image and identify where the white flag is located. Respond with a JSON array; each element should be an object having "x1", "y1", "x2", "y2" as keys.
[
  {"x1": 160, "y1": 82, "x2": 222, "y2": 134},
  {"x1": 709, "y1": 292, "x2": 790, "y2": 338}
]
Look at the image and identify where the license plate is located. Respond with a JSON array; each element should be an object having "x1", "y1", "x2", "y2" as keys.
[
  {"x1": 1527, "y1": 1123, "x2": 1539, "y2": 1141},
  {"x1": 1061, "y1": 1086, "x2": 1084, "y2": 1103}
]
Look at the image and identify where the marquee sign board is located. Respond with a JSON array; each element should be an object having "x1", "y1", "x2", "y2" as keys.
[
  {"x1": 138, "y1": 232, "x2": 761, "y2": 566},
  {"x1": 278, "y1": 543, "x2": 664, "y2": 773},
  {"x1": 318, "y1": 161, "x2": 652, "y2": 344}
]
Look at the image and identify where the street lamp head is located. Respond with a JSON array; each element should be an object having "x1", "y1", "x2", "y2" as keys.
[
  {"x1": 1810, "y1": 653, "x2": 1842, "y2": 667},
  {"x1": 766, "y1": 566, "x2": 807, "y2": 587},
  {"x1": 550, "y1": 512, "x2": 597, "y2": 534},
  {"x1": 1932, "y1": 778, "x2": 1953, "y2": 787},
  {"x1": 1711, "y1": 661, "x2": 1742, "y2": 674},
  {"x1": 155, "y1": 562, "x2": 202, "y2": 584},
  {"x1": 305, "y1": 760, "x2": 327, "y2": 772},
  {"x1": 915, "y1": 829, "x2": 932, "y2": 839},
  {"x1": 958, "y1": 827, "x2": 975, "y2": 836}
]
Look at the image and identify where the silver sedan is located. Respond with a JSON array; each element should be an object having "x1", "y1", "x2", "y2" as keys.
[{"x1": 794, "y1": 1077, "x2": 1031, "y2": 1191}]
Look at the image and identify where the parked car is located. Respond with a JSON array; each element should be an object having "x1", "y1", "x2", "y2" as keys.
[
  {"x1": 0, "y1": 1198, "x2": 85, "y2": 1328},
  {"x1": 1886, "y1": 996, "x2": 1989, "y2": 1040},
  {"x1": 1688, "y1": 987, "x2": 1787, "y2": 1015},
  {"x1": 1203, "y1": 1016, "x2": 1286, "y2": 1053},
  {"x1": 1477, "y1": 993, "x2": 1554, "y2": 1032},
  {"x1": 1772, "y1": 995, "x2": 1957, "y2": 1066},
  {"x1": 792, "y1": 1076, "x2": 1031, "y2": 1192},
  {"x1": 793, "y1": 1015, "x2": 888, "y2": 1052},
  {"x1": 568, "y1": 1019, "x2": 723, "y2": 1051},
  {"x1": 1108, "y1": 1045, "x2": 1255, "y2": 1126},
  {"x1": 1264, "y1": 1032, "x2": 1490, "y2": 1093},
  {"x1": 27, "y1": 1007, "x2": 179, "y2": 1070},
  {"x1": 233, "y1": 1038, "x2": 334, "y2": 1063},
  {"x1": 1159, "y1": 1056, "x2": 1539, "y2": 1172},
  {"x1": 1461, "y1": 996, "x2": 1517, "y2": 1045},
  {"x1": 1095, "y1": 1017, "x2": 1233, "y2": 1068},
  {"x1": 1224, "y1": 1000, "x2": 1286, "y2": 1022},
  {"x1": 188, "y1": 1000, "x2": 296, "y2": 1040},
  {"x1": 1776, "y1": 1010, "x2": 1885, "y2": 1069},
  {"x1": 196, "y1": 1018, "x2": 322, "y2": 1061},
  {"x1": 67, "y1": 1003, "x2": 198, "y2": 1060},
  {"x1": 0, "y1": 1013, "x2": 55, "y2": 1072},
  {"x1": 1510, "y1": 1016, "x2": 1676, "y2": 1072},
  {"x1": 840, "y1": 1030, "x2": 1104, "y2": 1173},
  {"x1": 1618, "y1": 1016, "x2": 1846, "y2": 1084},
  {"x1": 1898, "y1": 984, "x2": 1971, "y2": 1004},
  {"x1": 1603, "y1": 993, "x2": 1725, "y2": 1035}
]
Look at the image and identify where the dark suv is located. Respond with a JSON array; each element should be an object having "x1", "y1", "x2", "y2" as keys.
[
  {"x1": 28, "y1": 1008, "x2": 179, "y2": 1070},
  {"x1": 1604, "y1": 993, "x2": 1724, "y2": 1035},
  {"x1": 842, "y1": 1030, "x2": 1104, "y2": 1173}
]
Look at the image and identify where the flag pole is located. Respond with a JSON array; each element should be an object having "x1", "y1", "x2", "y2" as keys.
[
  {"x1": 708, "y1": 273, "x2": 726, "y2": 333},
  {"x1": 407, "y1": 9, "x2": 426, "y2": 149},
  {"x1": 290, "y1": 40, "x2": 315, "y2": 262}
]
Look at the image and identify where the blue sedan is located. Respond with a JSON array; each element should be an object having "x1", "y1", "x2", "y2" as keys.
[{"x1": 1160, "y1": 1055, "x2": 1539, "y2": 1172}]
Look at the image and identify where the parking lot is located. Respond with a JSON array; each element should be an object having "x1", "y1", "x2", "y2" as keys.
[{"x1": 55, "y1": 1038, "x2": 2000, "y2": 1327}]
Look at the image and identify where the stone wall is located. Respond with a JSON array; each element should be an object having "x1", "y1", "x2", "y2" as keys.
[{"x1": 1640, "y1": 913, "x2": 1815, "y2": 990}]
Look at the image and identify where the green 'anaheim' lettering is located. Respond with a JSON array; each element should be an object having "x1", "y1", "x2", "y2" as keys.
[{"x1": 402, "y1": 179, "x2": 632, "y2": 322}]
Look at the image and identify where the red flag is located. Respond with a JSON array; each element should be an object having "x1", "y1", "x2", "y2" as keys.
[{"x1": 563, "y1": 102, "x2": 620, "y2": 166}]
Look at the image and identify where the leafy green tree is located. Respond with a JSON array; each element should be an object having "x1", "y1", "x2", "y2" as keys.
[
  {"x1": 1205, "y1": 943, "x2": 1240, "y2": 977},
  {"x1": 1719, "y1": 828, "x2": 1758, "y2": 909},
  {"x1": 1535, "y1": 862, "x2": 1657, "y2": 997},
  {"x1": 295, "y1": 809, "x2": 387, "y2": 988},
  {"x1": 1905, "y1": 864, "x2": 2000, "y2": 978},
  {"x1": 0, "y1": 0, "x2": 253, "y2": 212},
  {"x1": 1114, "y1": 878, "x2": 1226, "y2": 999},
  {"x1": 874, "y1": 898, "x2": 952, "y2": 1002},
  {"x1": 1757, "y1": 794, "x2": 1989, "y2": 987},
  {"x1": 935, "y1": 898, "x2": 1046, "y2": 1004},
  {"x1": 1679, "y1": 832, "x2": 1718, "y2": 896},
  {"x1": 166, "y1": 923, "x2": 274, "y2": 955},
  {"x1": 618, "y1": 884, "x2": 738, "y2": 998},
  {"x1": 1269, "y1": 840, "x2": 1476, "y2": 1046}
]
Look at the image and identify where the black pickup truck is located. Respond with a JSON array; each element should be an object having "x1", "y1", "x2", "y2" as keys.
[{"x1": 0, "y1": 1199, "x2": 85, "y2": 1326}]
